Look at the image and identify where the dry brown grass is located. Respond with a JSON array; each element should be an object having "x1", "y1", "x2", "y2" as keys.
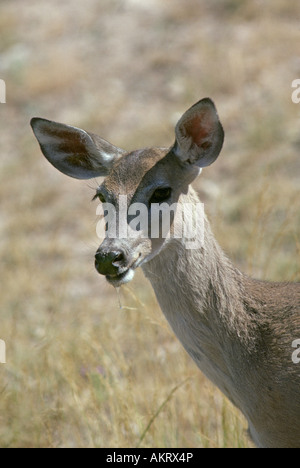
[{"x1": 0, "y1": 0, "x2": 299, "y2": 448}]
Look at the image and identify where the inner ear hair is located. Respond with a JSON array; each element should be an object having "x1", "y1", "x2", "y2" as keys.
[{"x1": 174, "y1": 98, "x2": 224, "y2": 168}]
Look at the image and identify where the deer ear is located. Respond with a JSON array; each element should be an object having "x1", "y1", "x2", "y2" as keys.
[
  {"x1": 30, "y1": 118, "x2": 126, "y2": 179},
  {"x1": 173, "y1": 98, "x2": 224, "y2": 168}
]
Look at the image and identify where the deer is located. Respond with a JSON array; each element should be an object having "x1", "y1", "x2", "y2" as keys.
[{"x1": 31, "y1": 98, "x2": 300, "y2": 448}]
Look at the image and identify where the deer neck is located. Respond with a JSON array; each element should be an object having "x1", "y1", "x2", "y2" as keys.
[{"x1": 142, "y1": 188, "x2": 255, "y2": 409}]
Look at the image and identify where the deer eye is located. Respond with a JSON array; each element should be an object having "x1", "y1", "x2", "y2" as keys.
[
  {"x1": 92, "y1": 191, "x2": 106, "y2": 203},
  {"x1": 150, "y1": 187, "x2": 172, "y2": 204},
  {"x1": 99, "y1": 193, "x2": 106, "y2": 203}
]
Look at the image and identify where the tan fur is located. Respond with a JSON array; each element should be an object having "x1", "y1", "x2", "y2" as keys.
[
  {"x1": 143, "y1": 187, "x2": 300, "y2": 448},
  {"x1": 31, "y1": 98, "x2": 300, "y2": 448}
]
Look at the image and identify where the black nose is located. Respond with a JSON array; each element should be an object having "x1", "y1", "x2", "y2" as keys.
[{"x1": 95, "y1": 249, "x2": 126, "y2": 276}]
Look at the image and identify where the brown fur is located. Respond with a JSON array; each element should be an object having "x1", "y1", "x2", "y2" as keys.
[{"x1": 31, "y1": 98, "x2": 300, "y2": 447}]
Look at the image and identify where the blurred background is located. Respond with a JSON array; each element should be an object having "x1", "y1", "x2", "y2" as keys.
[{"x1": 0, "y1": 0, "x2": 299, "y2": 448}]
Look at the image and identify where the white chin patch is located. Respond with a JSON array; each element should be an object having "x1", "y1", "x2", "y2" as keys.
[
  {"x1": 107, "y1": 268, "x2": 135, "y2": 287},
  {"x1": 121, "y1": 269, "x2": 135, "y2": 284}
]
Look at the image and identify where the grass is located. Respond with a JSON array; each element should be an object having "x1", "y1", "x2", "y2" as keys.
[{"x1": 0, "y1": 0, "x2": 299, "y2": 448}]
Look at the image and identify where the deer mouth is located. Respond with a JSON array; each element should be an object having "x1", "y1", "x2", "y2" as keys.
[
  {"x1": 106, "y1": 268, "x2": 135, "y2": 287},
  {"x1": 95, "y1": 249, "x2": 144, "y2": 287},
  {"x1": 105, "y1": 253, "x2": 144, "y2": 287}
]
